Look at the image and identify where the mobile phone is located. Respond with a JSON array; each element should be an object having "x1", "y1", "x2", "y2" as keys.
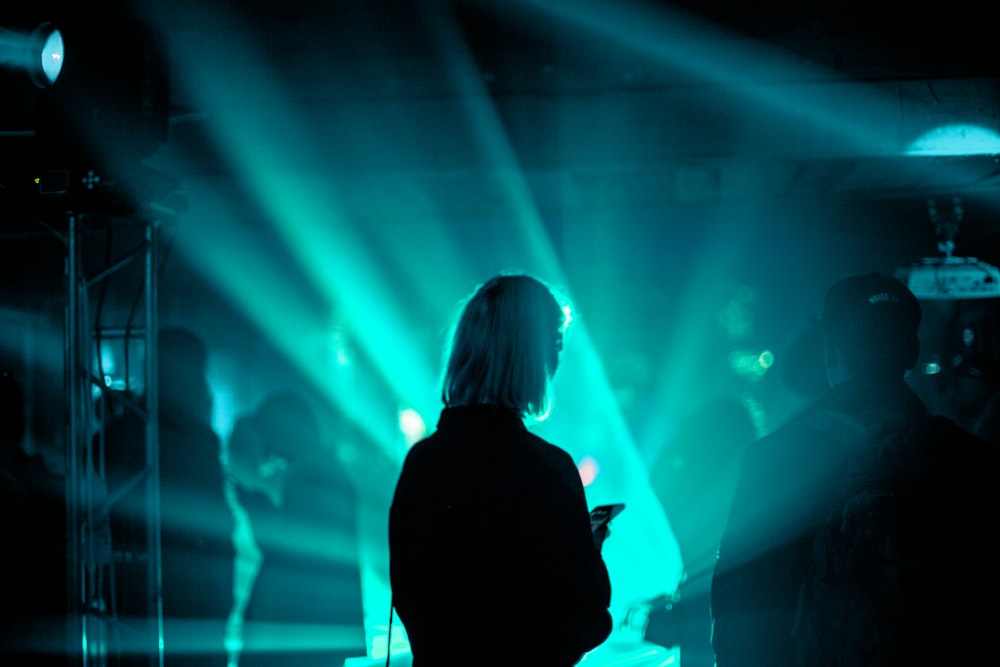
[{"x1": 589, "y1": 503, "x2": 626, "y2": 532}]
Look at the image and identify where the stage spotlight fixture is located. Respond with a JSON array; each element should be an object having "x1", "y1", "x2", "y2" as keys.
[
  {"x1": 30, "y1": 23, "x2": 64, "y2": 88},
  {"x1": 0, "y1": 22, "x2": 64, "y2": 87},
  {"x1": 33, "y1": 16, "x2": 169, "y2": 177}
]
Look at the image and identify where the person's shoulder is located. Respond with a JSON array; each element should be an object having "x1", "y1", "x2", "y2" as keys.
[
  {"x1": 398, "y1": 432, "x2": 445, "y2": 472},
  {"x1": 519, "y1": 429, "x2": 578, "y2": 474},
  {"x1": 525, "y1": 431, "x2": 566, "y2": 454},
  {"x1": 736, "y1": 407, "x2": 862, "y2": 483},
  {"x1": 749, "y1": 407, "x2": 853, "y2": 454}
]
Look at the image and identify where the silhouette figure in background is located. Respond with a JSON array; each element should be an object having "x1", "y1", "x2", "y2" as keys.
[
  {"x1": 157, "y1": 328, "x2": 235, "y2": 667},
  {"x1": 645, "y1": 397, "x2": 756, "y2": 667},
  {"x1": 711, "y1": 273, "x2": 1000, "y2": 667},
  {"x1": 228, "y1": 390, "x2": 363, "y2": 667},
  {"x1": 0, "y1": 370, "x2": 67, "y2": 666},
  {"x1": 105, "y1": 327, "x2": 234, "y2": 667},
  {"x1": 389, "y1": 272, "x2": 613, "y2": 667}
]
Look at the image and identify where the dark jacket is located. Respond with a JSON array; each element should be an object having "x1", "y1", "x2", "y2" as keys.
[
  {"x1": 389, "y1": 405, "x2": 613, "y2": 667},
  {"x1": 711, "y1": 377, "x2": 1000, "y2": 667}
]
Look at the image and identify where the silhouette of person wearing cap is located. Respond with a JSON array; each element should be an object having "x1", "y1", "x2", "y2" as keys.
[{"x1": 710, "y1": 273, "x2": 1000, "y2": 667}]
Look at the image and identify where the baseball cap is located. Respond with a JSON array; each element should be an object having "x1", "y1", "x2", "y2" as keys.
[{"x1": 819, "y1": 273, "x2": 922, "y2": 345}]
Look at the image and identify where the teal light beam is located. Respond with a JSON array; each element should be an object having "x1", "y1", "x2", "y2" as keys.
[
  {"x1": 636, "y1": 216, "x2": 757, "y2": 457},
  {"x1": 159, "y1": 12, "x2": 442, "y2": 458},
  {"x1": 154, "y1": 8, "x2": 478, "y2": 659},
  {"x1": 160, "y1": 185, "x2": 402, "y2": 459},
  {"x1": 420, "y1": 0, "x2": 567, "y2": 275},
  {"x1": 522, "y1": 0, "x2": 902, "y2": 155}
]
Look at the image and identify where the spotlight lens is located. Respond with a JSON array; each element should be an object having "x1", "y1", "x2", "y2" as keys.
[{"x1": 41, "y1": 28, "x2": 64, "y2": 85}]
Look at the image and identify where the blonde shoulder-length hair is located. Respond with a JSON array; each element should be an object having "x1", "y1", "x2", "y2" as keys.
[{"x1": 442, "y1": 272, "x2": 569, "y2": 419}]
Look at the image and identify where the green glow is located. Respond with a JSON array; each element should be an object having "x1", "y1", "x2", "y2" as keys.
[{"x1": 728, "y1": 348, "x2": 774, "y2": 379}]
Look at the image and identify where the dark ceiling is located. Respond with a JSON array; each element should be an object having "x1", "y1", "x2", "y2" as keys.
[{"x1": 4, "y1": 1, "x2": 999, "y2": 201}]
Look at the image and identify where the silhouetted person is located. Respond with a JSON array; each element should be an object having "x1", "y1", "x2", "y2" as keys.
[
  {"x1": 228, "y1": 390, "x2": 364, "y2": 667},
  {"x1": 711, "y1": 273, "x2": 1000, "y2": 667},
  {"x1": 105, "y1": 328, "x2": 234, "y2": 667},
  {"x1": 645, "y1": 397, "x2": 756, "y2": 667},
  {"x1": 0, "y1": 370, "x2": 67, "y2": 666},
  {"x1": 973, "y1": 389, "x2": 1000, "y2": 446},
  {"x1": 389, "y1": 273, "x2": 613, "y2": 667},
  {"x1": 158, "y1": 328, "x2": 235, "y2": 667}
]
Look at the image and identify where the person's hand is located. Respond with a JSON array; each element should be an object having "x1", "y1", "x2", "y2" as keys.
[{"x1": 593, "y1": 525, "x2": 610, "y2": 552}]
